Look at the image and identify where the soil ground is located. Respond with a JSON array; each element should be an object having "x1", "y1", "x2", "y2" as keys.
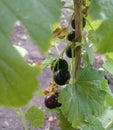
[{"x1": 0, "y1": 3, "x2": 113, "y2": 130}]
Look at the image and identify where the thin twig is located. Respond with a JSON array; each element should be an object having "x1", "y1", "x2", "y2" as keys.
[
  {"x1": 73, "y1": 0, "x2": 82, "y2": 80},
  {"x1": 17, "y1": 108, "x2": 29, "y2": 130},
  {"x1": 104, "y1": 118, "x2": 113, "y2": 130}
]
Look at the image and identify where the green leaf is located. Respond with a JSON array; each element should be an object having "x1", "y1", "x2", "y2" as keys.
[
  {"x1": 101, "y1": 78, "x2": 113, "y2": 107},
  {"x1": 88, "y1": 30, "x2": 98, "y2": 50},
  {"x1": 59, "y1": 113, "x2": 78, "y2": 130},
  {"x1": 103, "y1": 58, "x2": 113, "y2": 75},
  {"x1": 81, "y1": 116, "x2": 105, "y2": 130},
  {"x1": 83, "y1": 42, "x2": 94, "y2": 66},
  {"x1": 77, "y1": 66, "x2": 104, "y2": 82},
  {"x1": 95, "y1": 21, "x2": 113, "y2": 53},
  {"x1": 0, "y1": 32, "x2": 38, "y2": 107},
  {"x1": 0, "y1": 0, "x2": 62, "y2": 52},
  {"x1": 89, "y1": 0, "x2": 113, "y2": 20},
  {"x1": 103, "y1": 53, "x2": 113, "y2": 75},
  {"x1": 106, "y1": 52, "x2": 113, "y2": 60},
  {"x1": 99, "y1": 107, "x2": 113, "y2": 129},
  {"x1": 0, "y1": 0, "x2": 62, "y2": 107},
  {"x1": 25, "y1": 106, "x2": 45, "y2": 128},
  {"x1": 42, "y1": 56, "x2": 54, "y2": 69},
  {"x1": 59, "y1": 67, "x2": 106, "y2": 128},
  {"x1": 105, "y1": 94, "x2": 113, "y2": 108},
  {"x1": 89, "y1": 0, "x2": 113, "y2": 53}
]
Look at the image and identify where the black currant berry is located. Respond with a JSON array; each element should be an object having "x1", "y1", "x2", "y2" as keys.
[
  {"x1": 71, "y1": 17, "x2": 86, "y2": 29},
  {"x1": 54, "y1": 69, "x2": 70, "y2": 85},
  {"x1": 82, "y1": 17, "x2": 86, "y2": 28},
  {"x1": 67, "y1": 31, "x2": 75, "y2": 42},
  {"x1": 66, "y1": 47, "x2": 75, "y2": 58},
  {"x1": 51, "y1": 58, "x2": 68, "y2": 72},
  {"x1": 44, "y1": 93, "x2": 61, "y2": 109},
  {"x1": 104, "y1": 75, "x2": 111, "y2": 84},
  {"x1": 71, "y1": 19, "x2": 75, "y2": 29}
]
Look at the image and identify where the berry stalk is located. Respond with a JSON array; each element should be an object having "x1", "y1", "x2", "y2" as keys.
[{"x1": 73, "y1": 0, "x2": 82, "y2": 80}]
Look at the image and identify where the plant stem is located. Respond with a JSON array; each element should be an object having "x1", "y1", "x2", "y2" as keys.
[
  {"x1": 86, "y1": 18, "x2": 94, "y2": 31},
  {"x1": 104, "y1": 118, "x2": 113, "y2": 130},
  {"x1": 67, "y1": 13, "x2": 74, "y2": 29},
  {"x1": 63, "y1": 6, "x2": 74, "y2": 10},
  {"x1": 73, "y1": 0, "x2": 82, "y2": 80},
  {"x1": 55, "y1": 43, "x2": 60, "y2": 56},
  {"x1": 18, "y1": 108, "x2": 29, "y2": 130}
]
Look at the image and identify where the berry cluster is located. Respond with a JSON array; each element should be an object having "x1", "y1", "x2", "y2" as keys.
[
  {"x1": 44, "y1": 59, "x2": 70, "y2": 109},
  {"x1": 71, "y1": 17, "x2": 86, "y2": 30},
  {"x1": 66, "y1": 17, "x2": 86, "y2": 59},
  {"x1": 44, "y1": 14, "x2": 86, "y2": 110},
  {"x1": 67, "y1": 17, "x2": 86, "y2": 42},
  {"x1": 51, "y1": 58, "x2": 70, "y2": 85}
]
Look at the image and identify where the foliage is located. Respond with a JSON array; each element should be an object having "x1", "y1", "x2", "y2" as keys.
[
  {"x1": 80, "y1": 116, "x2": 105, "y2": 130},
  {"x1": 0, "y1": 32, "x2": 38, "y2": 107},
  {"x1": 0, "y1": 0, "x2": 113, "y2": 130},
  {"x1": 59, "y1": 113, "x2": 78, "y2": 130},
  {"x1": 25, "y1": 106, "x2": 45, "y2": 128},
  {"x1": 103, "y1": 58, "x2": 113, "y2": 75},
  {"x1": 59, "y1": 67, "x2": 106, "y2": 128},
  {"x1": 89, "y1": 0, "x2": 113, "y2": 53},
  {"x1": 0, "y1": 0, "x2": 62, "y2": 106}
]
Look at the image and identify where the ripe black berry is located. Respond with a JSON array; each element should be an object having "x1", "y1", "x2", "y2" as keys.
[
  {"x1": 54, "y1": 69, "x2": 70, "y2": 85},
  {"x1": 104, "y1": 75, "x2": 111, "y2": 84},
  {"x1": 83, "y1": 17, "x2": 86, "y2": 28},
  {"x1": 67, "y1": 31, "x2": 75, "y2": 42},
  {"x1": 71, "y1": 17, "x2": 86, "y2": 29},
  {"x1": 66, "y1": 47, "x2": 75, "y2": 58},
  {"x1": 51, "y1": 58, "x2": 68, "y2": 72},
  {"x1": 44, "y1": 93, "x2": 61, "y2": 109}
]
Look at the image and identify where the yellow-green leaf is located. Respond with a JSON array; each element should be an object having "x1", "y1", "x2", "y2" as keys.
[
  {"x1": 25, "y1": 106, "x2": 45, "y2": 128},
  {"x1": 89, "y1": 0, "x2": 113, "y2": 53},
  {"x1": 0, "y1": 32, "x2": 38, "y2": 107}
]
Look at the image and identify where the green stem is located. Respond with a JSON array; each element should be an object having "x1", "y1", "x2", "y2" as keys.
[
  {"x1": 105, "y1": 118, "x2": 113, "y2": 130},
  {"x1": 59, "y1": 43, "x2": 71, "y2": 58},
  {"x1": 55, "y1": 43, "x2": 60, "y2": 56},
  {"x1": 17, "y1": 108, "x2": 29, "y2": 130},
  {"x1": 63, "y1": 6, "x2": 74, "y2": 10},
  {"x1": 86, "y1": 18, "x2": 94, "y2": 31},
  {"x1": 72, "y1": 47, "x2": 75, "y2": 83},
  {"x1": 67, "y1": 13, "x2": 74, "y2": 29}
]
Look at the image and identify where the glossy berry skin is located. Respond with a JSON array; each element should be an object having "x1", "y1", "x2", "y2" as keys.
[
  {"x1": 54, "y1": 69, "x2": 70, "y2": 85},
  {"x1": 71, "y1": 17, "x2": 86, "y2": 29},
  {"x1": 66, "y1": 47, "x2": 75, "y2": 58},
  {"x1": 44, "y1": 93, "x2": 61, "y2": 109},
  {"x1": 67, "y1": 31, "x2": 75, "y2": 42},
  {"x1": 104, "y1": 75, "x2": 111, "y2": 84},
  {"x1": 51, "y1": 58, "x2": 68, "y2": 72}
]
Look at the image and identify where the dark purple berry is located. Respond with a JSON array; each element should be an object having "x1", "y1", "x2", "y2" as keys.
[
  {"x1": 83, "y1": 17, "x2": 86, "y2": 28},
  {"x1": 67, "y1": 31, "x2": 75, "y2": 42},
  {"x1": 66, "y1": 47, "x2": 75, "y2": 58},
  {"x1": 54, "y1": 69, "x2": 70, "y2": 85},
  {"x1": 71, "y1": 19, "x2": 75, "y2": 29},
  {"x1": 44, "y1": 93, "x2": 61, "y2": 109},
  {"x1": 71, "y1": 17, "x2": 86, "y2": 29},
  {"x1": 104, "y1": 75, "x2": 111, "y2": 84},
  {"x1": 51, "y1": 58, "x2": 68, "y2": 72}
]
